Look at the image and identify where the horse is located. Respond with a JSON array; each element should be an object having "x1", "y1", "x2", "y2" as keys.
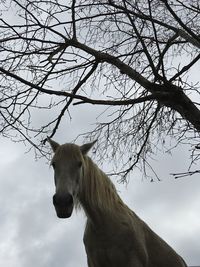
[{"x1": 48, "y1": 138, "x2": 187, "y2": 267}]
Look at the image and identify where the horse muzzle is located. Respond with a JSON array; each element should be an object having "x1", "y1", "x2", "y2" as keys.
[{"x1": 53, "y1": 193, "x2": 74, "y2": 219}]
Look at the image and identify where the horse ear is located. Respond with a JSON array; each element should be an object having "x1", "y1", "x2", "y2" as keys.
[
  {"x1": 47, "y1": 137, "x2": 60, "y2": 152},
  {"x1": 80, "y1": 140, "x2": 97, "y2": 155}
]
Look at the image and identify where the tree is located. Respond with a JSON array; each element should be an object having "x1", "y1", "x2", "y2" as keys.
[{"x1": 0, "y1": 0, "x2": 200, "y2": 180}]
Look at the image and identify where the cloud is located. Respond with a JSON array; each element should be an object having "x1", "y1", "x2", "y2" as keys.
[
  {"x1": 0, "y1": 136, "x2": 200, "y2": 267},
  {"x1": 0, "y1": 146, "x2": 88, "y2": 267}
]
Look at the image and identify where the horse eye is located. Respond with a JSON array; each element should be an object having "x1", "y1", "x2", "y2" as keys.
[
  {"x1": 78, "y1": 161, "x2": 82, "y2": 168},
  {"x1": 52, "y1": 162, "x2": 56, "y2": 169}
]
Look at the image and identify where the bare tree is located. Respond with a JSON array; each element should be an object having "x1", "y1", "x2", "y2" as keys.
[{"x1": 0, "y1": 0, "x2": 200, "y2": 180}]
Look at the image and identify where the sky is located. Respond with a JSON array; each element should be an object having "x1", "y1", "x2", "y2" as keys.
[
  {"x1": 0, "y1": 2, "x2": 200, "y2": 267},
  {"x1": 0, "y1": 108, "x2": 200, "y2": 267}
]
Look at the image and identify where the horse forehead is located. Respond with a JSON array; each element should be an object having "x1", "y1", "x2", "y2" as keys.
[{"x1": 54, "y1": 143, "x2": 82, "y2": 162}]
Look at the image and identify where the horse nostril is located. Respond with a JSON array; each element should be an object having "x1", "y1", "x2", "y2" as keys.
[
  {"x1": 53, "y1": 194, "x2": 58, "y2": 206},
  {"x1": 66, "y1": 194, "x2": 73, "y2": 205},
  {"x1": 53, "y1": 194, "x2": 73, "y2": 206}
]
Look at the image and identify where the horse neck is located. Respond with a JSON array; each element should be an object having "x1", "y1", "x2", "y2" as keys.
[{"x1": 78, "y1": 156, "x2": 125, "y2": 223}]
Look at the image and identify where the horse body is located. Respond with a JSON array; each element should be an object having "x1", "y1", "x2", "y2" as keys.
[
  {"x1": 80, "y1": 157, "x2": 186, "y2": 267},
  {"x1": 83, "y1": 213, "x2": 148, "y2": 267},
  {"x1": 84, "y1": 218, "x2": 186, "y2": 267},
  {"x1": 48, "y1": 139, "x2": 187, "y2": 267}
]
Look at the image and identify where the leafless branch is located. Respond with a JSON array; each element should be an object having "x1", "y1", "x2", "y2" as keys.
[{"x1": 0, "y1": 0, "x2": 200, "y2": 180}]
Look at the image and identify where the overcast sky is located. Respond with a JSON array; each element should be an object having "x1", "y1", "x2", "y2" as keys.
[
  {"x1": 0, "y1": 108, "x2": 200, "y2": 267},
  {"x1": 0, "y1": 3, "x2": 200, "y2": 267}
]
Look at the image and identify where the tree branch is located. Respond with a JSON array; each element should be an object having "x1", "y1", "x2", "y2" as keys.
[
  {"x1": 161, "y1": 0, "x2": 200, "y2": 47},
  {"x1": 0, "y1": 66, "x2": 156, "y2": 106}
]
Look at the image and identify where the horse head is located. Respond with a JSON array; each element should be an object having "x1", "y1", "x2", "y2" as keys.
[{"x1": 48, "y1": 138, "x2": 96, "y2": 218}]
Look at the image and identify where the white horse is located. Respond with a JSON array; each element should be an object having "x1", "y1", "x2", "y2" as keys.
[{"x1": 48, "y1": 138, "x2": 187, "y2": 267}]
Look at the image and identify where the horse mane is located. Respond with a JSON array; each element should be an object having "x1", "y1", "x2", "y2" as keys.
[{"x1": 78, "y1": 155, "x2": 126, "y2": 215}]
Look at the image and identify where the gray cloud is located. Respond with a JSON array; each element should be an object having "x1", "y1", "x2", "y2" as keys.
[{"x1": 0, "y1": 132, "x2": 200, "y2": 267}]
